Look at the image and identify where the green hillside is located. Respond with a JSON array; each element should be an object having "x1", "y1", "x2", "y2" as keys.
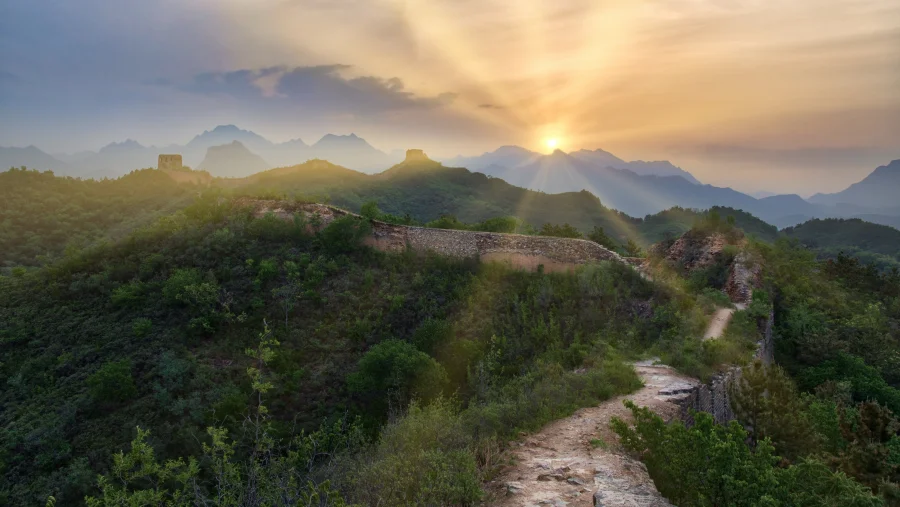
[
  {"x1": 783, "y1": 218, "x2": 900, "y2": 271},
  {"x1": 0, "y1": 168, "x2": 197, "y2": 268},
  {"x1": 2, "y1": 196, "x2": 723, "y2": 505}
]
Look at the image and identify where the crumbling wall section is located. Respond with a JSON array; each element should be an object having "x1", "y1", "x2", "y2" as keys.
[{"x1": 242, "y1": 200, "x2": 625, "y2": 271}]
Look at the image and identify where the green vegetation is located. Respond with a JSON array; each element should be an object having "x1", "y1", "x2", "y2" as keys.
[
  {"x1": 783, "y1": 218, "x2": 900, "y2": 271},
  {"x1": 612, "y1": 401, "x2": 883, "y2": 506},
  {"x1": 1, "y1": 193, "x2": 715, "y2": 505},
  {"x1": 0, "y1": 167, "x2": 196, "y2": 269},
  {"x1": 3, "y1": 164, "x2": 899, "y2": 506}
]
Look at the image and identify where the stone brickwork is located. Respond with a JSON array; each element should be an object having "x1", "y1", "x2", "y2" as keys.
[
  {"x1": 158, "y1": 154, "x2": 183, "y2": 171},
  {"x1": 671, "y1": 300, "x2": 775, "y2": 426},
  {"x1": 241, "y1": 200, "x2": 625, "y2": 271}
]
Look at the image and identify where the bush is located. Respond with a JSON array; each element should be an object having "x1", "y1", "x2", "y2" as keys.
[
  {"x1": 347, "y1": 340, "x2": 448, "y2": 410},
  {"x1": 611, "y1": 401, "x2": 883, "y2": 506},
  {"x1": 110, "y1": 281, "x2": 145, "y2": 307},
  {"x1": 347, "y1": 400, "x2": 481, "y2": 506},
  {"x1": 86, "y1": 360, "x2": 137, "y2": 403},
  {"x1": 319, "y1": 216, "x2": 371, "y2": 254},
  {"x1": 131, "y1": 318, "x2": 152, "y2": 337}
]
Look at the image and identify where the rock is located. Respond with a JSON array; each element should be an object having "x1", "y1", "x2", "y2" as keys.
[
  {"x1": 506, "y1": 481, "x2": 525, "y2": 495},
  {"x1": 537, "y1": 473, "x2": 566, "y2": 481}
]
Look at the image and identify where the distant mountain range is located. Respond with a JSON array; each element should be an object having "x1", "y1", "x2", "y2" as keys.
[
  {"x1": 443, "y1": 145, "x2": 701, "y2": 184},
  {"x1": 2, "y1": 125, "x2": 899, "y2": 228},
  {"x1": 0, "y1": 125, "x2": 401, "y2": 179},
  {"x1": 442, "y1": 147, "x2": 900, "y2": 229}
]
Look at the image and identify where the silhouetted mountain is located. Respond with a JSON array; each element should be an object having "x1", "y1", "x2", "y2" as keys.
[
  {"x1": 186, "y1": 125, "x2": 273, "y2": 154},
  {"x1": 0, "y1": 146, "x2": 67, "y2": 172},
  {"x1": 570, "y1": 149, "x2": 702, "y2": 184},
  {"x1": 443, "y1": 145, "x2": 542, "y2": 171},
  {"x1": 197, "y1": 141, "x2": 270, "y2": 178},
  {"x1": 266, "y1": 138, "x2": 310, "y2": 168},
  {"x1": 455, "y1": 149, "x2": 759, "y2": 219},
  {"x1": 809, "y1": 159, "x2": 900, "y2": 209},
  {"x1": 446, "y1": 145, "x2": 702, "y2": 184},
  {"x1": 308, "y1": 133, "x2": 396, "y2": 172}
]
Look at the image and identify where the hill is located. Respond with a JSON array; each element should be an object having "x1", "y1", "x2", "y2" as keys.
[
  {"x1": 445, "y1": 145, "x2": 703, "y2": 184},
  {"x1": 810, "y1": 159, "x2": 900, "y2": 209},
  {"x1": 0, "y1": 167, "x2": 197, "y2": 269},
  {"x1": 0, "y1": 196, "x2": 709, "y2": 505},
  {"x1": 0, "y1": 145, "x2": 68, "y2": 172},
  {"x1": 783, "y1": 218, "x2": 900, "y2": 271},
  {"x1": 197, "y1": 141, "x2": 270, "y2": 178}
]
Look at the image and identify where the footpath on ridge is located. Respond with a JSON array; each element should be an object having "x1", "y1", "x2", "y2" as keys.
[{"x1": 486, "y1": 302, "x2": 736, "y2": 507}]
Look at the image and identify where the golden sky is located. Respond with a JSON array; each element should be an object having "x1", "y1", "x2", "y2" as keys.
[{"x1": 2, "y1": 0, "x2": 899, "y2": 193}]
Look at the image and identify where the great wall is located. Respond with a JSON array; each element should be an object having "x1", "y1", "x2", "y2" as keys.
[
  {"x1": 245, "y1": 200, "x2": 625, "y2": 273},
  {"x1": 246, "y1": 197, "x2": 775, "y2": 506}
]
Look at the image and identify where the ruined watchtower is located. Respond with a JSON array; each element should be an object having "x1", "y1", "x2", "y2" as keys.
[
  {"x1": 404, "y1": 149, "x2": 430, "y2": 163},
  {"x1": 158, "y1": 154, "x2": 183, "y2": 171}
]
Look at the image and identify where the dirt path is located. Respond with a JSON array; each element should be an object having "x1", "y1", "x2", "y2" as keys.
[
  {"x1": 486, "y1": 305, "x2": 739, "y2": 506},
  {"x1": 702, "y1": 303, "x2": 747, "y2": 341},
  {"x1": 486, "y1": 362, "x2": 698, "y2": 506}
]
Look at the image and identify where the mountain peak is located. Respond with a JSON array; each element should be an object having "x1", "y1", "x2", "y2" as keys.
[
  {"x1": 210, "y1": 124, "x2": 242, "y2": 133},
  {"x1": 100, "y1": 139, "x2": 144, "y2": 152}
]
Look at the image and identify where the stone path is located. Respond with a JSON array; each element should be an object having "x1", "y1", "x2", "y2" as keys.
[
  {"x1": 702, "y1": 303, "x2": 747, "y2": 341},
  {"x1": 486, "y1": 362, "x2": 699, "y2": 507},
  {"x1": 486, "y1": 305, "x2": 736, "y2": 507}
]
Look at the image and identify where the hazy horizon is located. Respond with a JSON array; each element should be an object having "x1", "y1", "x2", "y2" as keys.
[{"x1": 2, "y1": 0, "x2": 899, "y2": 194}]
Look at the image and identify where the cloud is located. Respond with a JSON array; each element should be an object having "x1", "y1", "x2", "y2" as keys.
[
  {"x1": 478, "y1": 103, "x2": 504, "y2": 109},
  {"x1": 180, "y1": 65, "x2": 456, "y2": 116}
]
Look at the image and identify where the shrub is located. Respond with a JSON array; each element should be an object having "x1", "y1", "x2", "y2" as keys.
[
  {"x1": 162, "y1": 268, "x2": 204, "y2": 304},
  {"x1": 347, "y1": 340, "x2": 448, "y2": 409},
  {"x1": 348, "y1": 400, "x2": 481, "y2": 506},
  {"x1": 319, "y1": 216, "x2": 371, "y2": 254},
  {"x1": 611, "y1": 401, "x2": 882, "y2": 506},
  {"x1": 110, "y1": 281, "x2": 145, "y2": 307},
  {"x1": 132, "y1": 318, "x2": 152, "y2": 337},
  {"x1": 87, "y1": 360, "x2": 137, "y2": 403}
]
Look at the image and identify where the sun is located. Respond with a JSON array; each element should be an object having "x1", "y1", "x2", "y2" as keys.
[{"x1": 544, "y1": 138, "x2": 559, "y2": 150}]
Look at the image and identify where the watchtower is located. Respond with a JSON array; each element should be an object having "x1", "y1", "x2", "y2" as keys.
[{"x1": 158, "y1": 154, "x2": 183, "y2": 171}]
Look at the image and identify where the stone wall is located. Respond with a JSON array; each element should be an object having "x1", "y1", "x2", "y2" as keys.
[
  {"x1": 672, "y1": 310, "x2": 773, "y2": 426},
  {"x1": 158, "y1": 154, "x2": 183, "y2": 171},
  {"x1": 243, "y1": 200, "x2": 625, "y2": 272}
]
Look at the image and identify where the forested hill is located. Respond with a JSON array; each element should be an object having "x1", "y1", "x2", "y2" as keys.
[
  {"x1": 1, "y1": 162, "x2": 892, "y2": 274},
  {"x1": 0, "y1": 196, "x2": 714, "y2": 505},
  {"x1": 0, "y1": 168, "x2": 197, "y2": 268},
  {"x1": 783, "y1": 218, "x2": 900, "y2": 271},
  {"x1": 233, "y1": 158, "x2": 643, "y2": 241}
]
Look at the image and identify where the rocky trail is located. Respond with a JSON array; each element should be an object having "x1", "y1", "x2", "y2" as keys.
[{"x1": 487, "y1": 306, "x2": 733, "y2": 507}]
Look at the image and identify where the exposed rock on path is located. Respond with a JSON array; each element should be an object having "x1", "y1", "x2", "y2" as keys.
[{"x1": 487, "y1": 362, "x2": 699, "y2": 507}]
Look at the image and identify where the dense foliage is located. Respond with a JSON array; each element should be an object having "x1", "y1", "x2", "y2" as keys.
[
  {"x1": 612, "y1": 401, "x2": 883, "y2": 506},
  {"x1": 0, "y1": 168, "x2": 197, "y2": 269},
  {"x1": 783, "y1": 218, "x2": 900, "y2": 271},
  {"x1": 1, "y1": 194, "x2": 715, "y2": 505}
]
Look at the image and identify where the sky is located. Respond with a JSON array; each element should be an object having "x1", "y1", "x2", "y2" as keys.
[{"x1": 1, "y1": 0, "x2": 898, "y2": 194}]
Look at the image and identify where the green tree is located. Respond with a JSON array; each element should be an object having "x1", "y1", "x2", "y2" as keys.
[
  {"x1": 347, "y1": 339, "x2": 448, "y2": 409},
  {"x1": 87, "y1": 360, "x2": 137, "y2": 403},
  {"x1": 587, "y1": 226, "x2": 619, "y2": 251}
]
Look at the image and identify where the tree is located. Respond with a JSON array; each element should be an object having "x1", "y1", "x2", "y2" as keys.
[
  {"x1": 587, "y1": 226, "x2": 619, "y2": 251},
  {"x1": 85, "y1": 324, "x2": 358, "y2": 507},
  {"x1": 87, "y1": 360, "x2": 137, "y2": 403},
  {"x1": 539, "y1": 223, "x2": 583, "y2": 238},
  {"x1": 347, "y1": 339, "x2": 448, "y2": 411},
  {"x1": 623, "y1": 239, "x2": 643, "y2": 257}
]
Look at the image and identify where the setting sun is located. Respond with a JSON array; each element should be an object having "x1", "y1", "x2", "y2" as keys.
[{"x1": 545, "y1": 138, "x2": 559, "y2": 150}]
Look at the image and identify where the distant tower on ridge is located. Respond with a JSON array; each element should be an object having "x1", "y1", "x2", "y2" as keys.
[
  {"x1": 158, "y1": 154, "x2": 183, "y2": 171},
  {"x1": 404, "y1": 149, "x2": 429, "y2": 163}
]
